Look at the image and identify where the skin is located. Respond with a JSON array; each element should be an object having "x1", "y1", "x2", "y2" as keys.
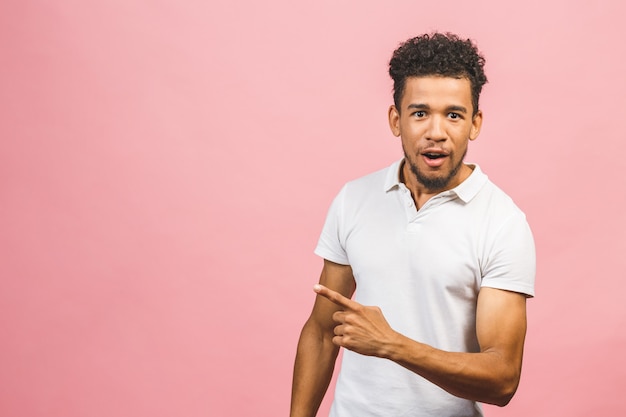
[
  {"x1": 290, "y1": 76, "x2": 528, "y2": 417},
  {"x1": 291, "y1": 260, "x2": 356, "y2": 417},
  {"x1": 389, "y1": 76, "x2": 482, "y2": 209}
]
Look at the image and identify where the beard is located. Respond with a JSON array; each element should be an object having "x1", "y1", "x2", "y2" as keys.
[{"x1": 403, "y1": 145, "x2": 468, "y2": 192}]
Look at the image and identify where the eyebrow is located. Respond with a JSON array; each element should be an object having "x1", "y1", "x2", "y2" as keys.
[
  {"x1": 407, "y1": 103, "x2": 429, "y2": 110},
  {"x1": 446, "y1": 105, "x2": 468, "y2": 114},
  {"x1": 406, "y1": 103, "x2": 468, "y2": 114}
]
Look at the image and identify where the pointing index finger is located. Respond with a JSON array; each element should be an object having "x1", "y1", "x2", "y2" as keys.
[{"x1": 313, "y1": 284, "x2": 359, "y2": 310}]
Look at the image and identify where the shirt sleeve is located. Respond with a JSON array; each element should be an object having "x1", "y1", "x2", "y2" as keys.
[
  {"x1": 480, "y1": 211, "x2": 536, "y2": 297},
  {"x1": 314, "y1": 185, "x2": 350, "y2": 265}
]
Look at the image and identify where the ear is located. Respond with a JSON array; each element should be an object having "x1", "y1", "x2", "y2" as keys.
[
  {"x1": 388, "y1": 105, "x2": 401, "y2": 137},
  {"x1": 469, "y1": 110, "x2": 483, "y2": 141}
]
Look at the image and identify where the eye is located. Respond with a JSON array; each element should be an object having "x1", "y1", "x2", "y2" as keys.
[
  {"x1": 413, "y1": 111, "x2": 426, "y2": 118},
  {"x1": 448, "y1": 112, "x2": 462, "y2": 120}
]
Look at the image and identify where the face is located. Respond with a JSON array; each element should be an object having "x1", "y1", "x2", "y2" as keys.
[{"x1": 388, "y1": 76, "x2": 482, "y2": 193}]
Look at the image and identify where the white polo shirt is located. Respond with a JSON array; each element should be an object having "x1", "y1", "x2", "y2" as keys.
[{"x1": 315, "y1": 160, "x2": 536, "y2": 417}]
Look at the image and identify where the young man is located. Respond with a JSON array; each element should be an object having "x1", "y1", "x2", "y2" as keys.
[{"x1": 291, "y1": 33, "x2": 536, "y2": 417}]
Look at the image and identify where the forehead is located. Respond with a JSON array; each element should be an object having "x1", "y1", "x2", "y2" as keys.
[{"x1": 401, "y1": 76, "x2": 472, "y2": 109}]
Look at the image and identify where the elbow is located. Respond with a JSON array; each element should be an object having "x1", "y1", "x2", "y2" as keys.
[
  {"x1": 492, "y1": 392, "x2": 514, "y2": 408},
  {"x1": 489, "y1": 372, "x2": 520, "y2": 407}
]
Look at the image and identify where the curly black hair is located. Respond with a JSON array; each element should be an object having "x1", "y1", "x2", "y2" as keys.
[{"x1": 389, "y1": 32, "x2": 487, "y2": 116}]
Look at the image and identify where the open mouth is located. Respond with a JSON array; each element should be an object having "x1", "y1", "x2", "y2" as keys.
[{"x1": 423, "y1": 152, "x2": 447, "y2": 160}]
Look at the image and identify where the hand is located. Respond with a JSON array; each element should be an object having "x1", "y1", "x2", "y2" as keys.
[{"x1": 313, "y1": 284, "x2": 400, "y2": 358}]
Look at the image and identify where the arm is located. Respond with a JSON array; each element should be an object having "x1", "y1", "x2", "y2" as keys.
[
  {"x1": 290, "y1": 260, "x2": 356, "y2": 417},
  {"x1": 316, "y1": 285, "x2": 527, "y2": 406},
  {"x1": 392, "y1": 287, "x2": 527, "y2": 406}
]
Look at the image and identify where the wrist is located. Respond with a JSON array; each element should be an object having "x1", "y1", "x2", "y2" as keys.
[{"x1": 380, "y1": 331, "x2": 406, "y2": 361}]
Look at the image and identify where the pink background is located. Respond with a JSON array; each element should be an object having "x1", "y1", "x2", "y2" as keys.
[{"x1": 1, "y1": 1, "x2": 625, "y2": 416}]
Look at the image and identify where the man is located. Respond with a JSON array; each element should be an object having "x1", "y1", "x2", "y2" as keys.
[{"x1": 290, "y1": 32, "x2": 536, "y2": 417}]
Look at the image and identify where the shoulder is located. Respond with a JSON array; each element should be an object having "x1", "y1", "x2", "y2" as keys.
[
  {"x1": 464, "y1": 167, "x2": 533, "y2": 243},
  {"x1": 467, "y1": 167, "x2": 527, "y2": 222},
  {"x1": 470, "y1": 170, "x2": 536, "y2": 296},
  {"x1": 341, "y1": 160, "x2": 400, "y2": 198}
]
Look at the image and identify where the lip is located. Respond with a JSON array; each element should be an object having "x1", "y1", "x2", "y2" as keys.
[
  {"x1": 421, "y1": 147, "x2": 449, "y2": 156},
  {"x1": 421, "y1": 148, "x2": 449, "y2": 168},
  {"x1": 422, "y1": 154, "x2": 447, "y2": 167}
]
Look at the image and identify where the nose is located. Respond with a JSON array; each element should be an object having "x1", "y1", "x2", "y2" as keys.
[{"x1": 425, "y1": 116, "x2": 447, "y2": 142}]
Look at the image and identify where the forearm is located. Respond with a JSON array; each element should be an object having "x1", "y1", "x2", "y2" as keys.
[
  {"x1": 290, "y1": 320, "x2": 340, "y2": 417},
  {"x1": 386, "y1": 333, "x2": 521, "y2": 406},
  {"x1": 312, "y1": 280, "x2": 528, "y2": 407}
]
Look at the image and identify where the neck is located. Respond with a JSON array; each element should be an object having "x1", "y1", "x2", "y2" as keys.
[{"x1": 400, "y1": 160, "x2": 473, "y2": 209}]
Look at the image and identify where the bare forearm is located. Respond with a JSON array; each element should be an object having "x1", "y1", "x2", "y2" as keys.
[
  {"x1": 290, "y1": 321, "x2": 340, "y2": 417},
  {"x1": 386, "y1": 334, "x2": 520, "y2": 406},
  {"x1": 312, "y1": 282, "x2": 528, "y2": 408}
]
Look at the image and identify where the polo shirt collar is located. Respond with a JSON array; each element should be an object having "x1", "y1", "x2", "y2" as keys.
[
  {"x1": 452, "y1": 164, "x2": 488, "y2": 203},
  {"x1": 384, "y1": 159, "x2": 404, "y2": 192},
  {"x1": 384, "y1": 159, "x2": 488, "y2": 203}
]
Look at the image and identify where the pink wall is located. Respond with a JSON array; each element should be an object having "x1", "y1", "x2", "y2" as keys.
[{"x1": 1, "y1": 1, "x2": 625, "y2": 416}]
